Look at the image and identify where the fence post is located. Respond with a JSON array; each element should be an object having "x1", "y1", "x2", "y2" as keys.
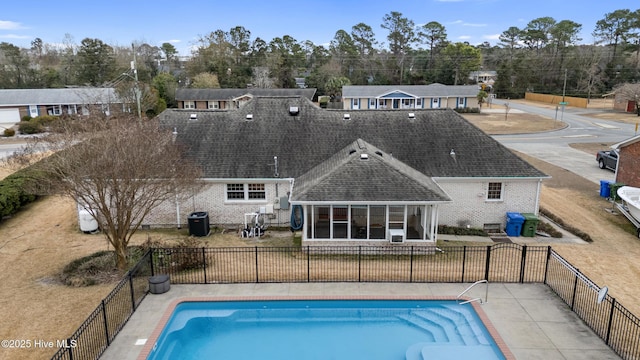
[
  {"x1": 409, "y1": 246, "x2": 414, "y2": 283},
  {"x1": 605, "y1": 298, "x2": 616, "y2": 345},
  {"x1": 570, "y1": 270, "x2": 579, "y2": 311},
  {"x1": 202, "y1": 247, "x2": 207, "y2": 284},
  {"x1": 461, "y1": 246, "x2": 466, "y2": 282},
  {"x1": 307, "y1": 246, "x2": 310, "y2": 282},
  {"x1": 129, "y1": 272, "x2": 136, "y2": 311},
  {"x1": 484, "y1": 246, "x2": 491, "y2": 281},
  {"x1": 543, "y1": 246, "x2": 552, "y2": 284},
  {"x1": 102, "y1": 299, "x2": 110, "y2": 346},
  {"x1": 67, "y1": 337, "x2": 74, "y2": 360},
  {"x1": 519, "y1": 245, "x2": 527, "y2": 283},
  {"x1": 149, "y1": 248, "x2": 155, "y2": 277},
  {"x1": 358, "y1": 246, "x2": 362, "y2": 282},
  {"x1": 255, "y1": 246, "x2": 259, "y2": 283}
]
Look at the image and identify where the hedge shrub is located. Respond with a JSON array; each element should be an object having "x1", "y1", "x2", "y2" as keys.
[
  {"x1": 0, "y1": 168, "x2": 40, "y2": 220},
  {"x1": 18, "y1": 120, "x2": 43, "y2": 134},
  {"x1": 3, "y1": 128, "x2": 15, "y2": 137}
]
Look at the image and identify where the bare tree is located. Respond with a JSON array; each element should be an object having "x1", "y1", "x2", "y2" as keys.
[{"x1": 10, "y1": 114, "x2": 202, "y2": 270}]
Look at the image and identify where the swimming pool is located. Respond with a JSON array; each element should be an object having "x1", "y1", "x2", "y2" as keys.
[{"x1": 146, "y1": 299, "x2": 507, "y2": 360}]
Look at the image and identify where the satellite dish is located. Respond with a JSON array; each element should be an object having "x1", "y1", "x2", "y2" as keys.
[{"x1": 597, "y1": 286, "x2": 609, "y2": 304}]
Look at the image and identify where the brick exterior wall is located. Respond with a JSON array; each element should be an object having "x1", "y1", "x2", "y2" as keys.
[
  {"x1": 142, "y1": 180, "x2": 293, "y2": 229},
  {"x1": 617, "y1": 142, "x2": 640, "y2": 187},
  {"x1": 436, "y1": 179, "x2": 541, "y2": 229},
  {"x1": 141, "y1": 178, "x2": 541, "y2": 234}
]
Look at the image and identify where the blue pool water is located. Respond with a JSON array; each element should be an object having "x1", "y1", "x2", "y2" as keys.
[{"x1": 147, "y1": 300, "x2": 506, "y2": 360}]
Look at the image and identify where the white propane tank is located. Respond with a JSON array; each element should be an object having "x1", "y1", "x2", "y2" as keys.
[{"x1": 78, "y1": 206, "x2": 99, "y2": 233}]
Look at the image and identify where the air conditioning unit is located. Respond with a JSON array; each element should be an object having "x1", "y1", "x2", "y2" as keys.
[{"x1": 388, "y1": 229, "x2": 405, "y2": 243}]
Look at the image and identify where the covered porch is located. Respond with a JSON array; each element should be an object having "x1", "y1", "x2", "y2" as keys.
[{"x1": 300, "y1": 203, "x2": 440, "y2": 243}]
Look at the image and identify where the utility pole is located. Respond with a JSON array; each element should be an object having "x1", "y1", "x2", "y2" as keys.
[
  {"x1": 131, "y1": 44, "x2": 142, "y2": 120},
  {"x1": 561, "y1": 68, "x2": 567, "y2": 121}
]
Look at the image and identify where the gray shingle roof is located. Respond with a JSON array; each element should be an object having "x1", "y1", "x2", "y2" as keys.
[
  {"x1": 292, "y1": 139, "x2": 451, "y2": 202},
  {"x1": 175, "y1": 88, "x2": 317, "y2": 101},
  {"x1": 0, "y1": 88, "x2": 120, "y2": 106},
  {"x1": 342, "y1": 84, "x2": 479, "y2": 98},
  {"x1": 158, "y1": 96, "x2": 547, "y2": 180}
]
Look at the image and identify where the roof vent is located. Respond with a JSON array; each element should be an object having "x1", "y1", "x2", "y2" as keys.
[
  {"x1": 349, "y1": 149, "x2": 357, "y2": 155},
  {"x1": 375, "y1": 150, "x2": 383, "y2": 157},
  {"x1": 189, "y1": 113, "x2": 197, "y2": 120},
  {"x1": 343, "y1": 113, "x2": 350, "y2": 120},
  {"x1": 408, "y1": 112, "x2": 415, "y2": 119},
  {"x1": 246, "y1": 114, "x2": 253, "y2": 120},
  {"x1": 360, "y1": 153, "x2": 369, "y2": 160},
  {"x1": 289, "y1": 106, "x2": 299, "y2": 116}
]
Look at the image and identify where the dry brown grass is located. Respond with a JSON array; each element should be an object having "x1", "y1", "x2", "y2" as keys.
[{"x1": 2, "y1": 104, "x2": 640, "y2": 359}]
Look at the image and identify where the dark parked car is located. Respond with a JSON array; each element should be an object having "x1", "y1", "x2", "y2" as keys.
[{"x1": 596, "y1": 149, "x2": 618, "y2": 171}]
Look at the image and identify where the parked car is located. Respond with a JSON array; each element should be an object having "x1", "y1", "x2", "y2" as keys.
[{"x1": 596, "y1": 149, "x2": 618, "y2": 171}]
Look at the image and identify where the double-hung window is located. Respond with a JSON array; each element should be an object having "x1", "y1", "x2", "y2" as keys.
[
  {"x1": 486, "y1": 182, "x2": 503, "y2": 201},
  {"x1": 226, "y1": 183, "x2": 266, "y2": 201},
  {"x1": 184, "y1": 101, "x2": 195, "y2": 109}
]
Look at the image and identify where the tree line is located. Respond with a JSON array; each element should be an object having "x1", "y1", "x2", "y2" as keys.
[{"x1": 1, "y1": 8, "x2": 640, "y2": 115}]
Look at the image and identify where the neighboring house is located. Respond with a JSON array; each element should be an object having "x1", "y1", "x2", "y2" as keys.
[
  {"x1": 155, "y1": 96, "x2": 547, "y2": 247},
  {"x1": 469, "y1": 70, "x2": 497, "y2": 84},
  {"x1": 342, "y1": 84, "x2": 480, "y2": 110},
  {"x1": 176, "y1": 88, "x2": 317, "y2": 110},
  {"x1": 612, "y1": 135, "x2": 640, "y2": 187},
  {"x1": 0, "y1": 88, "x2": 122, "y2": 127}
]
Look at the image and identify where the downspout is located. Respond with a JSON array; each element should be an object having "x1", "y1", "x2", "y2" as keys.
[
  {"x1": 534, "y1": 178, "x2": 542, "y2": 215},
  {"x1": 176, "y1": 193, "x2": 181, "y2": 229}
]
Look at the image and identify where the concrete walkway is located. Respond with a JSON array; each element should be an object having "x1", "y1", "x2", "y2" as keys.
[{"x1": 102, "y1": 283, "x2": 620, "y2": 360}]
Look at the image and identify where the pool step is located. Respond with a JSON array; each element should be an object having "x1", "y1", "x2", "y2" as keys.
[{"x1": 405, "y1": 343, "x2": 499, "y2": 360}]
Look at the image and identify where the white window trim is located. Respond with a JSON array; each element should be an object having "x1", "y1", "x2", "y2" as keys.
[
  {"x1": 184, "y1": 101, "x2": 195, "y2": 109},
  {"x1": 225, "y1": 183, "x2": 267, "y2": 202},
  {"x1": 486, "y1": 182, "x2": 503, "y2": 201}
]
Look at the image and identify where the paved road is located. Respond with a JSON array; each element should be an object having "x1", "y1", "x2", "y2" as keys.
[
  {"x1": 491, "y1": 99, "x2": 637, "y2": 184},
  {"x1": 0, "y1": 142, "x2": 25, "y2": 160}
]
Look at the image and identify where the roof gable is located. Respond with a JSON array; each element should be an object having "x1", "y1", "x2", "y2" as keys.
[
  {"x1": 379, "y1": 90, "x2": 418, "y2": 99},
  {"x1": 292, "y1": 139, "x2": 451, "y2": 202},
  {"x1": 175, "y1": 88, "x2": 317, "y2": 101}
]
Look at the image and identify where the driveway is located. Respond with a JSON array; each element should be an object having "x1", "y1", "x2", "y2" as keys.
[{"x1": 491, "y1": 100, "x2": 633, "y2": 184}]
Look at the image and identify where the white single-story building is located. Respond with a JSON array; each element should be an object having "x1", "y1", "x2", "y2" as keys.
[
  {"x1": 342, "y1": 84, "x2": 480, "y2": 110},
  {"x1": 155, "y1": 96, "x2": 548, "y2": 248}
]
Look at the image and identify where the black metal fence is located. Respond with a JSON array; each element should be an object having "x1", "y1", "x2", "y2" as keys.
[
  {"x1": 49, "y1": 244, "x2": 640, "y2": 360},
  {"x1": 50, "y1": 250, "x2": 153, "y2": 360}
]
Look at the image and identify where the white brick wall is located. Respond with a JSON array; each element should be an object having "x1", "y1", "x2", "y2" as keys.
[
  {"x1": 436, "y1": 179, "x2": 541, "y2": 229},
  {"x1": 142, "y1": 180, "x2": 293, "y2": 228},
  {"x1": 141, "y1": 178, "x2": 541, "y2": 233}
]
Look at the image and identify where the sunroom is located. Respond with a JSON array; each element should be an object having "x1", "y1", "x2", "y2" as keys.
[{"x1": 290, "y1": 139, "x2": 451, "y2": 246}]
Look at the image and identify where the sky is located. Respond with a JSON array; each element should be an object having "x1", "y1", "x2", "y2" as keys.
[{"x1": 1, "y1": 0, "x2": 639, "y2": 56}]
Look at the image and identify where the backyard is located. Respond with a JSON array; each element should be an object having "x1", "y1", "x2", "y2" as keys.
[{"x1": 1, "y1": 103, "x2": 640, "y2": 359}]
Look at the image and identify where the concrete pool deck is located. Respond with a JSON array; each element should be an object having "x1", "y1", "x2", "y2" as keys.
[{"x1": 101, "y1": 283, "x2": 621, "y2": 360}]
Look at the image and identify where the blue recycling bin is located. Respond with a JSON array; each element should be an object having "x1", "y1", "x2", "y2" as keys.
[
  {"x1": 600, "y1": 180, "x2": 611, "y2": 198},
  {"x1": 505, "y1": 212, "x2": 525, "y2": 237}
]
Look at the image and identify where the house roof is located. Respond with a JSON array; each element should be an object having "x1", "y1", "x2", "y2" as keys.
[
  {"x1": 175, "y1": 88, "x2": 317, "y2": 101},
  {"x1": 0, "y1": 88, "x2": 119, "y2": 106},
  {"x1": 342, "y1": 84, "x2": 479, "y2": 98},
  {"x1": 158, "y1": 96, "x2": 547, "y2": 181},
  {"x1": 291, "y1": 139, "x2": 451, "y2": 202},
  {"x1": 612, "y1": 134, "x2": 640, "y2": 149}
]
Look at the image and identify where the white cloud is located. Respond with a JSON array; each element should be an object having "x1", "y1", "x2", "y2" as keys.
[
  {"x1": 0, "y1": 20, "x2": 24, "y2": 30},
  {"x1": 483, "y1": 34, "x2": 500, "y2": 40},
  {"x1": 463, "y1": 23, "x2": 487, "y2": 27},
  {"x1": 165, "y1": 39, "x2": 181, "y2": 44},
  {"x1": 458, "y1": 35, "x2": 471, "y2": 40},
  {"x1": 448, "y1": 20, "x2": 487, "y2": 27},
  {"x1": 0, "y1": 34, "x2": 30, "y2": 39}
]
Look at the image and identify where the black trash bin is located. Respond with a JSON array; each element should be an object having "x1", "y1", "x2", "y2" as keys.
[{"x1": 188, "y1": 211, "x2": 210, "y2": 236}]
